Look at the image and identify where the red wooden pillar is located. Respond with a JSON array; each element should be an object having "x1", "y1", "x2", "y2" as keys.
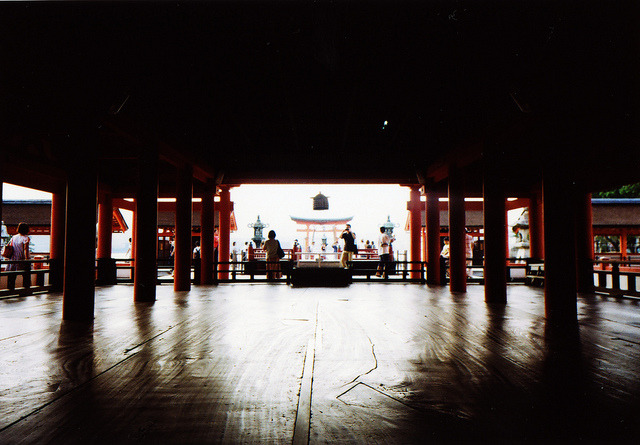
[
  {"x1": 448, "y1": 165, "x2": 466, "y2": 293},
  {"x1": 620, "y1": 229, "x2": 628, "y2": 259},
  {"x1": 96, "y1": 191, "x2": 113, "y2": 259},
  {"x1": 131, "y1": 202, "x2": 137, "y2": 262},
  {"x1": 174, "y1": 164, "x2": 193, "y2": 291},
  {"x1": 483, "y1": 169, "x2": 507, "y2": 303},
  {"x1": 96, "y1": 190, "x2": 116, "y2": 285},
  {"x1": 425, "y1": 190, "x2": 441, "y2": 285},
  {"x1": 409, "y1": 185, "x2": 422, "y2": 279},
  {"x1": 543, "y1": 167, "x2": 577, "y2": 328},
  {"x1": 49, "y1": 191, "x2": 66, "y2": 291},
  {"x1": 422, "y1": 227, "x2": 427, "y2": 270},
  {"x1": 529, "y1": 189, "x2": 544, "y2": 260},
  {"x1": 200, "y1": 180, "x2": 215, "y2": 285},
  {"x1": 134, "y1": 150, "x2": 158, "y2": 302},
  {"x1": 218, "y1": 185, "x2": 231, "y2": 280},
  {"x1": 575, "y1": 193, "x2": 594, "y2": 293},
  {"x1": 62, "y1": 164, "x2": 98, "y2": 321}
]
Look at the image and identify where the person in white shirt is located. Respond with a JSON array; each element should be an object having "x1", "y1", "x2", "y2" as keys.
[{"x1": 376, "y1": 227, "x2": 394, "y2": 278}]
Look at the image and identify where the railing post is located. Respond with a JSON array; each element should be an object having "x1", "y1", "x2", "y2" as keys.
[
  {"x1": 597, "y1": 269, "x2": 606, "y2": 288},
  {"x1": 627, "y1": 271, "x2": 637, "y2": 293},
  {"x1": 612, "y1": 262, "x2": 620, "y2": 293}
]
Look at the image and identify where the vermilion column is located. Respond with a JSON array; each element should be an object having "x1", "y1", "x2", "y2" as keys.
[
  {"x1": 174, "y1": 164, "x2": 193, "y2": 291},
  {"x1": 131, "y1": 202, "x2": 137, "y2": 262},
  {"x1": 426, "y1": 190, "x2": 441, "y2": 284},
  {"x1": 62, "y1": 164, "x2": 98, "y2": 321},
  {"x1": 483, "y1": 170, "x2": 507, "y2": 303},
  {"x1": 218, "y1": 185, "x2": 231, "y2": 280},
  {"x1": 448, "y1": 166, "x2": 466, "y2": 293},
  {"x1": 529, "y1": 190, "x2": 544, "y2": 260},
  {"x1": 96, "y1": 192, "x2": 113, "y2": 259},
  {"x1": 409, "y1": 185, "x2": 422, "y2": 279},
  {"x1": 200, "y1": 180, "x2": 215, "y2": 284},
  {"x1": 49, "y1": 191, "x2": 66, "y2": 291},
  {"x1": 543, "y1": 167, "x2": 577, "y2": 327},
  {"x1": 96, "y1": 191, "x2": 116, "y2": 285},
  {"x1": 134, "y1": 150, "x2": 158, "y2": 302},
  {"x1": 575, "y1": 193, "x2": 594, "y2": 293}
]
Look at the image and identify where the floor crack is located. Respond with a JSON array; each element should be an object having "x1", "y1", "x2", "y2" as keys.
[{"x1": 346, "y1": 335, "x2": 378, "y2": 385}]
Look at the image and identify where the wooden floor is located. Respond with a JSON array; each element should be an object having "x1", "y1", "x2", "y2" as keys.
[{"x1": 1, "y1": 283, "x2": 639, "y2": 444}]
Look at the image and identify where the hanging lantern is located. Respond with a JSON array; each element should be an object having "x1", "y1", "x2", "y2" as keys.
[{"x1": 312, "y1": 192, "x2": 329, "y2": 210}]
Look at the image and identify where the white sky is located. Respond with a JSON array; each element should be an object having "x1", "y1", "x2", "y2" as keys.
[
  {"x1": 230, "y1": 184, "x2": 411, "y2": 250},
  {"x1": 3, "y1": 183, "x2": 524, "y2": 255}
]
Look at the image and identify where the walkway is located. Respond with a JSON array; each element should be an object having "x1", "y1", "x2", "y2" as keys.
[{"x1": 1, "y1": 284, "x2": 639, "y2": 443}]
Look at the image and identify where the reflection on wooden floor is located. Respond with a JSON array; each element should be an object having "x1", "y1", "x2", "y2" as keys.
[{"x1": 1, "y1": 283, "x2": 639, "y2": 443}]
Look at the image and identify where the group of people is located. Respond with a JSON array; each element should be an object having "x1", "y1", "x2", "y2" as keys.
[
  {"x1": 177, "y1": 223, "x2": 396, "y2": 281},
  {"x1": 339, "y1": 223, "x2": 395, "y2": 278}
]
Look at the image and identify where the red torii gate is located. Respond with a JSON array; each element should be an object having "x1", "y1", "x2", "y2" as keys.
[{"x1": 290, "y1": 215, "x2": 353, "y2": 252}]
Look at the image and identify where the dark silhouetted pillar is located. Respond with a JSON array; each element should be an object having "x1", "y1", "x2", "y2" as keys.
[
  {"x1": 96, "y1": 190, "x2": 116, "y2": 285},
  {"x1": 483, "y1": 169, "x2": 507, "y2": 303},
  {"x1": 134, "y1": 151, "x2": 158, "y2": 302},
  {"x1": 49, "y1": 191, "x2": 66, "y2": 291},
  {"x1": 409, "y1": 185, "x2": 422, "y2": 279},
  {"x1": 425, "y1": 190, "x2": 441, "y2": 285},
  {"x1": 62, "y1": 164, "x2": 97, "y2": 321},
  {"x1": 448, "y1": 165, "x2": 466, "y2": 293},
  {"x1": 543, "y1": 167, "x2": 577, "y2": 328},
  {"x1": 200, "y1": 180, "x2": 215, "y2": 285},
  {"x1": 174, "y1": 164, "x2": 193, "y2": 291},
  {"x1": 575, "y1": 193, "x2": 594, "y2": 293},
  {"x1": 218, "y1": 186, "x2": 231, "y2": 280}
]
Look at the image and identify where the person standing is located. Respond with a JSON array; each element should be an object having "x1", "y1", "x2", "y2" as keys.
[
  {"x1": 376, "y1": 227, "x2": 394, "y2": 278},
  {"x1": 231, "y1": 241, "x2": 238, "y2": 270},
  {"x1": 440, "y1": 237, "x2": 450, "y2": 283},
  {"x1": 465, "y1": 229, "x2": 474, "y2": 277},
  {"x1": 241, "y1": 242, "x2": 248, "y2": 262},
  {"x1": 7, "y1": 222, "x2": 31, "y2": 291},
  {"x1": 340, "y1": 224, "x2": 357, "y2": 268},
  {"x1": 213, "y1": 228, "x2": 219, "y2": 262},
  {"x1": 262, "y1": 230, "x2": 283, "y2": 281}
]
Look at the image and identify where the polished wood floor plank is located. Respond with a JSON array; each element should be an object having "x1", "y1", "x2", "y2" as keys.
[{"x1": 0, "y1": 283, "x2": 639, "y2": 443}]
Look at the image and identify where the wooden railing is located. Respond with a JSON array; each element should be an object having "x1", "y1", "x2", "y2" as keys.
[
  {"x1": 209, "y1": 259, "x2": 428, "y2": 283},
  {"x1": 17, "y1": 256, "x2": 640, "y2": 299},
  {"x1": 521, "y1": 258, "x2": 640, "y2": 300},
  {"x1": 0, "y1": 258, "x2": 52, "y2": 298},
  {"x1": 593, "y1": 259, "x2": 640, "y2": 299}
]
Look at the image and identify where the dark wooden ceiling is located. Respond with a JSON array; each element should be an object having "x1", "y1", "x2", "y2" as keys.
[{"x1": 1, "y1": 1, "x2": 638, "y2": 195}]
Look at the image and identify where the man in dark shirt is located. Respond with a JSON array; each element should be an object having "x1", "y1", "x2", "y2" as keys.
[{"x1": 340, "y1": 224, "x2": 357, "y2": 268}]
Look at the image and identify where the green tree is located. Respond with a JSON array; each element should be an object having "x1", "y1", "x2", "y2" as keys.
[{"x1": 593, "y1": 183, "x2": 640, "y2": 198}]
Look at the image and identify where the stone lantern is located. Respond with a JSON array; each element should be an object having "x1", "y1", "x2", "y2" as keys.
[
  {"x1": 382, "y1": 215, "x2": 398, "y2": 236},
  {"x1": 248, "y1": 215, "x2": 268, "y2": 248}
]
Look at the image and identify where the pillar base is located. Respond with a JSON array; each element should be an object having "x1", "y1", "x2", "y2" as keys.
[{"x1": 96, "y1": 258, "x2": 117, "y2": 285}]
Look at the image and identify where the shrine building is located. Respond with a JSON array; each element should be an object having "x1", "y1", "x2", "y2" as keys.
[{"x1": 0, "y1": 1, "x2": 639, "y2": 443}]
